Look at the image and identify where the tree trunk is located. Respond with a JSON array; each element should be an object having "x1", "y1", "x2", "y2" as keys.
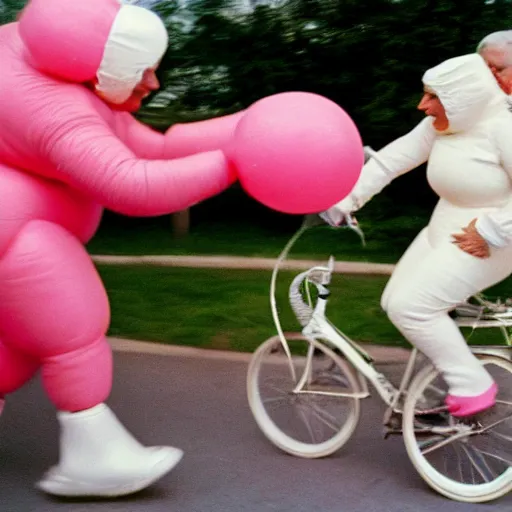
[{"x1": 172, "y1": 209, "x2": 190, "y2": 238}]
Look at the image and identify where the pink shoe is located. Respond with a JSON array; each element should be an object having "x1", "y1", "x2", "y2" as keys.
[{"x1": 446, "y1": 383, "x2": 498, "y2": 418}]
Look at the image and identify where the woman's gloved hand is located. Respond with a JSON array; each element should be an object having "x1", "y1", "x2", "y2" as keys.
[{"x1": 319, "y1": 195, "x2": 356, "y2": 227}]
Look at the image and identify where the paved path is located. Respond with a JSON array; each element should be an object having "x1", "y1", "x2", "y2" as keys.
[
  {"x1": 91, "y1": 254, "x2": 395, "y2": 275},
  {"x1": 1, "y1": 343, "x2": 510, "y2": 512},
  {"x1": 108, "y1": 336, "x2": 413, "y2": 364}
]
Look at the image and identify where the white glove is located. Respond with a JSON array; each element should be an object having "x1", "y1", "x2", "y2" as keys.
[{"x1": 319, "y1": 195, "x2": 356, "y2": 227}]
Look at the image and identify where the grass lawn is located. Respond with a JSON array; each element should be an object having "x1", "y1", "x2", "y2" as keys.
[
  {"x1": 88, "y1": 218, "x2": 417, "y2": 264},
  {"x1": 86, "y1": 192, "x2": 432, "y2": 264},
  {"x1": 99, "y1": 265, "x2": 512, "y2": 352}
]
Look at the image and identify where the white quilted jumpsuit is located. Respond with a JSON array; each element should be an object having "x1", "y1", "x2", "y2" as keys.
[{"x1": 326, "y1": 54, "x2": 512, "y2": 410}]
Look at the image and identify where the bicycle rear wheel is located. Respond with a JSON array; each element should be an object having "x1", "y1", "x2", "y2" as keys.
[
  {"x1": 247, "y1": 335, "x2": 361, "y2": 458},
  {"x1": 403, "y1": 354, "x2": 512, "y2": 503}
]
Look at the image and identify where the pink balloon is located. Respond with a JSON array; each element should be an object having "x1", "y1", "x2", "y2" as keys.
[{"x1": 230, "y1": 92, "x2": 364, "y2": 214}]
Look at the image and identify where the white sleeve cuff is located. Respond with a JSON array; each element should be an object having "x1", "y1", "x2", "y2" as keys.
[
  {"x1": 321, "y1": 196, "x2": 356, "y2": 226},
  {"x1": 475, "y1": 215, "x2": 509, "y2": 249}
]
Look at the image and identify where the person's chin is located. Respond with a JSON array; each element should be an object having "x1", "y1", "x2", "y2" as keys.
[
  {"x1": 123, "y1": 100, "x2": 142, "y2": 113},
  {"x1": 110, "y1": 98, "x2": 143, "y2": 113}
]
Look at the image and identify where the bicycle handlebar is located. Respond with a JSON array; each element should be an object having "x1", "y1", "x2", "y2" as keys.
[
  {"x1": 267, "y1": 144, "x2": 397, "y2": 367},
  {"x1": 289, "y1": 270, "x2": 314, "y2": 327},
  {"x1": 270, "y1": 212, "x2": 361, "y2": 343},
  {"x1": 270, "y1": 144, "x2": 392, "y2": 340}
]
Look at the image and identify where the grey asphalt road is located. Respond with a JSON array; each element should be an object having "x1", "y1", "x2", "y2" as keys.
[{"x1": 1, "y1": 349, "x2": 511, "y2": 512}]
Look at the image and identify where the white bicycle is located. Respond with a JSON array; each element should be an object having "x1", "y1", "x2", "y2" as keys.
[{"x1": 246, "y1": 212, "x2": 512, "y2": 504}]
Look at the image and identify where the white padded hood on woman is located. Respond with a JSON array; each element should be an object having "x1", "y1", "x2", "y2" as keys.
[{"x1": 422, "y1": 54, "x2": 506, "y2": 133}]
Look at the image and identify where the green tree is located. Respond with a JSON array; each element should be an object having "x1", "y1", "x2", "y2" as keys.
[{"x1": 0, "y1": 0, "x2": 26, "y2": 24}]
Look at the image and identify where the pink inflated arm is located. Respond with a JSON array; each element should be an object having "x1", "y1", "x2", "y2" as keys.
[
  {"x1": 115, "y1": 113, "x2": 168, "y2": 159},
  {"x1": 164, "y1": 111, "x2": 246, "y2": 159},
  {"x1": 118, "y1": 110, "x2": 245, "y2": 160},
  {"x1": 36, "y1": 103, "x2": 235, "y2": 217}
]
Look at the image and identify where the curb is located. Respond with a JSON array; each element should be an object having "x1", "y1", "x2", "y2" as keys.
[
  {"x1": 98, "y1": 257, "x2": 405, "y2": 363},
  {"x1": 93, "y1": 254, "x2": 395, "y2": 275},
  {"x1": 108, "y1": 336, "x2": 411, "y2": 364}
]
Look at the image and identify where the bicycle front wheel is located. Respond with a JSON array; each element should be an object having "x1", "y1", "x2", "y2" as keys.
[
  {"x1": 403, "y1": 354, "x2": 512, "y2": 503},
  {"x1": 247, "y1": 335, "x2": 362, "y2": 458}
]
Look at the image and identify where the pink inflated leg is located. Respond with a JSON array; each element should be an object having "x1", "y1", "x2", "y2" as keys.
[
  {"x1": 0, "y1": 220, "x2": 112, "y2": 412},
  {"x1": 446, "y1": 382, "x2": 498, "y2": 417},
  {"x1": 0, "y1": 338, "x2": 39, "y2": 395}
]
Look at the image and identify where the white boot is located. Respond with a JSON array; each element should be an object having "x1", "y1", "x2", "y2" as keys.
[{"x1": 36, "y1": 403, "x2": 183, "y2": 497}]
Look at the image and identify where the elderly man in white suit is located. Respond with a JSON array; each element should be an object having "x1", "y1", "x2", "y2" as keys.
[{"x1": 478, "y1": 30, "x2": 512, "y2": 94}]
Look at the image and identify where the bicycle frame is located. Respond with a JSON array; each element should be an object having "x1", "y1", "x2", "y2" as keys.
[
  {"x1": 292, "y1": 283, "x2": 418, "y2": 410},
  {"x1": 269, "y1": 218, "x2": 415, "y2": 415},
  {"x1": 270, "y1": 216, "x2": 512, "y2": 422}
]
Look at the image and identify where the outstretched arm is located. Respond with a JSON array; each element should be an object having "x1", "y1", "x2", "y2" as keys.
[
  {"x1": 36, "y1": 102, "x2": 235, "y2": 217},
  {"x1": 345, "y1": 116, "x2": 436, "y2": 210},
  {"x1": 164, "y1": 111, "x2": 246, "y2": 158},
  {"x1": 117, "y1": 110, "x2": 245, "y2": 160},
  {"x1": 321, "y1": 116, "x2": 436, "y2": 225}
]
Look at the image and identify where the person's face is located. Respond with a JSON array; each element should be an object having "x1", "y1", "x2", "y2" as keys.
[
  {"x1": 417, "y1": 87, "x2": 449, "y2": 131},
  {"x1": 112, "y1": 68, "x2": 161, "y2": 112},
  {"x1": 93, "y1": 67, "x2": 161, "y2": 112},
  {"x1": 480, "y1": 46, "x2": 512, "y2": 94}
]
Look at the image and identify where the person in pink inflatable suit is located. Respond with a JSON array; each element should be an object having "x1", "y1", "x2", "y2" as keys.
[{"x1": 0, "y1": 0, "x2": 246, "y2": 498}]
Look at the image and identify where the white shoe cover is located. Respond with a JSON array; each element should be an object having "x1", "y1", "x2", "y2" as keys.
[{"x1": 36, "y1": 403, "x2": 183, "y2": 497}]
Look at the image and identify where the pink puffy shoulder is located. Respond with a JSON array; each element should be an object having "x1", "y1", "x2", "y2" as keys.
[{"x1": 18, "y1": 0, "x2": 120, "y2": 82}]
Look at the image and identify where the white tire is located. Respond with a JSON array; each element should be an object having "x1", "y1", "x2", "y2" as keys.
[
  {"x1": 402, "y1": 355, "x2": 512, "y2": 503},
  {"x1": 247, "y1": 335, "x2": 361, "y2": 458}
]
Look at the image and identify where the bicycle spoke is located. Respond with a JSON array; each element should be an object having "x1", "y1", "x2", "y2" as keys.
[
  {"x1": 417, "y1": 434, "x2": 445, "y2": 451},
  {"x1": 262, "y1": 381, "x2": 289, "y2": 396},
  {"x1": 489, "y1": 429, "x2": 512, "y2": 445},
  {"x1": 477, "y1": 413, "x2": 512, "y2": 434},
  {"x1": 443, "y1": 448, "x2": 449, "y2": 478},
  {"x1": 453, "y1": 443, "x2": 465, "y2": 483},
  {"x1": 486, "y1": 430, "x2": 512, "y2": 443},
  {"x1": 460, "y1": 444, "x2": 495, "y2": 483},
  {"x1": 421, "y1": 428, "x2": 474, "y2": 455},
  {"x1": 470, "y1": 455, "x2": 477, "y2": 485},
  {"x1": 262, "y1": 395, "x2": 290, "y2": 405},
  {"x1": 495, "y1": 399, "x2": 512, "y2": 406},
  {"x1": 296, "y1": 404, "x2": 319, "y2": 444},
  {"x1": 305, "y1": 401, "x2": 341, "y2": 433},
  {"x1": 473, "y1": 447, "x2": 512, "y2": 467}
]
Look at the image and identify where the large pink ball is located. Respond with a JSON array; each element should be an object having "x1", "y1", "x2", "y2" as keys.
[{"x1": 230, "y1": 92, "x2": 364, "y2": 214}]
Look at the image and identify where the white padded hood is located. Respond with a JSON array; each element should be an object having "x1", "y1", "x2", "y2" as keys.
[
  {"x1": 422, "y1": 54, "x2": 507, "y2": 133},
  {"x1": 96, "y1": 4, "x2": 169, "y2": 104}
]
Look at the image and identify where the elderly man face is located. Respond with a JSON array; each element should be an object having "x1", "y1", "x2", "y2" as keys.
[{"x1": 477, "y1": 31, "x2": 512, "y2": 94}]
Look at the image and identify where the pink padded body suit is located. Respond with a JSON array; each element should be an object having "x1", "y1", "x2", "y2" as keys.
[{"x1": 0, "y1": 0, "x2": 243, "y2": 412}]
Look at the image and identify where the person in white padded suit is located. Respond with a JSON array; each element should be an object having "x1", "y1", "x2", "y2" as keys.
[{"x1": 322, "y1": 53, "x2": 512, "y2": 418}]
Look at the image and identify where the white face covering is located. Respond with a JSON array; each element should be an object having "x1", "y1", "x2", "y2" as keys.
[{"x1": 96, "y1": 4, "x2": 169, "y2": 104}]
